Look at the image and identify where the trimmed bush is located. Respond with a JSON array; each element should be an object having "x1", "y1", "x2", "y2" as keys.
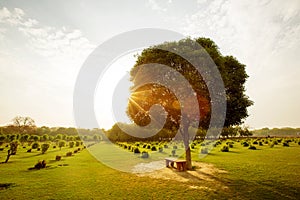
[
  {"x1": 34, "y1": 160, "x2": 46, "y2": 169},
  {"x1": 283, "y1": 142, "x2": 289, "y2": 147},
  {"x1": 141, "y1": 151, "x2": 149, "y2": 158},
  {"x1": 134, "y1": 148, "x2": 140, "y2": 154},
  {"x1": 228, "y1": 143, "x2": 233, "y2": 148},
  {"x1": 151, "y1": 146, "x2": 157, "y2": 151},
  {"x1": 173, "y1": 145, "x2": 177, "y2": 149},
  {"x1": 253, "y1": 141, "x2": 258, "y2": 145},
  {"x1": 259, "y1": 142, "x2": 263, "y2": 146},
  {"x1": 75, "y1": 141, "x2": 80, "y2": 147},
  {"x1": 242, "y1": 142, "x2": 249, "y2": 147},
  {"x1": 32, "y1": 142, "x2": 39, "y2": 149},
  {"x1": 221, "y1": 145, "x2": 229, "y2": 152},
  {"x1": 27, "y1": 149, "x2": 32, "y2": 153},
  {"x1": 248, "y1": 145, "x2": 256, "y2": 150},
  {"x1": 56, "y1": 155, "x2": 62, "y2": 161},
  {"x1": 66, "y1": 152, "x2": 72, "y2": 157}
]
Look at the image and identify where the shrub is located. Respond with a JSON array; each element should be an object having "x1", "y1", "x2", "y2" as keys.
[
  {"x1": 66, "y1": 152, "x2": 72, "y2": 156},
  {"x1": 298, "y1": 141, "x2": 300, "y2": 145},
  {"x1": 41, "y1": 143, "x2": 50, "y2": 154},
  {"x1": 141, "y1": 151, "x2": 149, "y2": 158},
  {"x1": 55, "y1": 155, "x2": 62, "y2": 161},
  {"x1": 228, "y1": 143, "x2": 233, "y2": 148},
  {"x1": 283, "y1": 142, "x2": 289, "y2": 147},
  {"x1": 221, "y1": 145, "x2": 229, "y2": 152},
  {"x1": 151, "y1": 146, "x2": 157, "y2": 151},
  {"x1": 143, "y1": 144, "x2": 147, "y2": 148},
  {"x1": 253, "y1": 141, "x2": 258, "y2": 145},
  {"x1": 53, "y1": 146, "x2": 56, "y2": 148},
  {"x1": 34, "y1": 160, "x2": 46, "y2": 169},
  {"x1": 147, "y1": 145, "x2": 151, "y2": 149},
  {"x1": 0, "y1": 148, "x2": 4, "y2": 151},
  {"x1": 173, "y1": 145, "x2": 177, "y2": 149},
  {"x1": 164, "y1": 144, "x2": 168, "y2": 148},
  {"x1": 191, "y1": 144, "x2": 195, "y2": 149},
  {"x1": 248, "y1": 145, "x2": 256, "y2": 150},
  {"x1": 32, "y1": 142, "x2": 39, "y2": 149},
  {"x1": 37, "y1": 148, "x2": 41, "y2": 151},
  {"x1": 242, "y1": 142, "x2": 249, "y2": 147},
  {"x1": 27, "y1": 149, "x2": 32, "y2": 153},
  {"x1": 259, "y1": 142, "x2": 263, "y2": 146},
  {"x1": 69, "y1": 141, "x2": 75, "y2": 148},
  {"x1": 133, "y1": 148, "x2": 140, "y2": 154},
  {"x1": 201, "y1": 148, "x2": 208, "y2": 154},
  {"x1": 75, "y1": 141, "x2": 80, "y2": 147},
  {"x1": 270, "y1": 143, "x2": 275, "y2": 148}
]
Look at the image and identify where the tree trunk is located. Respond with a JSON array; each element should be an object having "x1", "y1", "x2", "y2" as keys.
[
  {"x1": 5, "y1": 150, "x2": 11, "y2": 163},
  {"x1": 181, "y1": 115, "x2": 192, "y2": 170}
]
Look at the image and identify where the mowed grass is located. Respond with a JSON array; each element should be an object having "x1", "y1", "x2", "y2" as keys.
[{"x1": 0, "y1": 139, "x2": 299, "y2": 199}]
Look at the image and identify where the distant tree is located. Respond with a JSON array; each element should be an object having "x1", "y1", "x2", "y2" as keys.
[
  {"x1": 41, "y1": 143, "x2": 50, "y2": 154},
  {"x1": 58, "y1": 140, "x2": 66, "y2": 150},
  {"x1": 4, "y1": 141, "x2": 19, "y2": 163},
  {"x1": 11, "y1": 116, "x2": 36, "y2": 134},
  {"x1": 69, "y1": 141, "x2": 75, "y2": 148}
]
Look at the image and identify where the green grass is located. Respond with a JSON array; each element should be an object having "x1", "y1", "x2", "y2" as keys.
[{"x1": 0, "y1": 139, "x2": 299, "y2": 199}]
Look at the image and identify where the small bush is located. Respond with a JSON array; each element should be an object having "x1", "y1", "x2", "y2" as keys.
[
  {"x1": 133, "y1": 148, "x2": 140, "y2": 154},
  {"x1": 147, "y1": 145, "x2": 151, "y2": 149},
  {"x1": 283, "y1": 142, "x2": 289, "y2": 147},
  {"x1": 32, "y1": 142, "x2": 39, "y2": 149},
  {"x1": 75, "y1": 141, "x2": 80, "y2": 147},
  {"x1": 37, "y1": 148, "x2": 41, "y2": 151},
  {"x1": 228, "y1": 143, "x2": 233, "y2": 148},
  {"x1": 259, "y1": 142, "x2": 263, "y2": 146},
  {"x1": 221, "y1": 145, "x2": 229, "y2": 152},
  {"x1": 253, "y1": 141, "x2": 258, "y2": 145},
  {"x1": 141, "y1": 151, "x2": 149, "y2": 158},
  {"x1": 143, "y1": 144, "x2": 147, "y2": 148},
  {"x1": 248, "y1": 145, "x2": 256, "y2": 150},
  {"x1": 27, "y1": 149, "x2": 32, "y2": 153},
  {"x1": 0, "y1": 148, "x2": 4, "y2": 151},
  {"x1": 173, "y1": 145, "x2": 177, "y2": 149},
  {"x1": 151, "y1": 146, "x2": 157, "y2": 151},
  {"x1": 53, "y1": 146, "x2": 56, "y2": 148},
  {"x1": 66, "y1": 152, "x2": 72, "y2": 156},
  {"x1": 34, "y1": 160, "x2": 46, "y2": 169},
  {"x1": 242, "y1": 142, "x2": 249, "y2": 147},
  {"x1": 164, "y1": 144, "x2": 168, "y2": 148},
  {"x1": 56, "y1": 155, "x2": 62, "y2": 161},
  {"x1": 191, "y1": 144, "x2": 195, "y2": 149},
  {"x1": 298, "y1": 141, "x2": 300, "y2": 145}
]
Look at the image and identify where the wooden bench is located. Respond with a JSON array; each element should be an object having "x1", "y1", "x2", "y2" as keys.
[{"x1": 165, "y1": 158, "x2": 187, "y2": 172}]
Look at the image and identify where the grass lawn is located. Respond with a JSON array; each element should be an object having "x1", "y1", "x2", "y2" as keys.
[{"x1": 0, "y1": 139, "x2": 299, "y2": 199}]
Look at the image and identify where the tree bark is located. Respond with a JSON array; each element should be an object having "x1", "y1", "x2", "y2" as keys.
[
  {"x1": 5, "y1": 150, "x2": 11, "y2": 163},
  {"x1": 181, "y1": 115, "x2": 192, "y2": 170}
]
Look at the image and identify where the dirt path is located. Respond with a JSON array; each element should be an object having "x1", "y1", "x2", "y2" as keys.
[{"x1": 134, "y1": 161, "x2": 229, "y2": 191}]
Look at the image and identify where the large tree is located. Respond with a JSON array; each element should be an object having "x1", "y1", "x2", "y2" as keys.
[{"x1": 127, "y1": 38, "x2": 252, "y2": 170}]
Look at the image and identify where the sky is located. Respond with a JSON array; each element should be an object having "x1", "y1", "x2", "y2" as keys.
[{"x1": 0, "y1": 0, "x2": 299, "y2": 130}]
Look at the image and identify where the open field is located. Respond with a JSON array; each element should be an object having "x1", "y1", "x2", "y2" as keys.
[{"x1": 0, "y1": 138, "x2": 300, "y2": 199}]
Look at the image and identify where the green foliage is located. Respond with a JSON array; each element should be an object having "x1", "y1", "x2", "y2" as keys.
[
  {"x1": 151, "y1": 146, "x2": 157, "y2": 151},
  {"x1": 41, "y1": 143, "x2": 50, "y2": 154},
  {"x1": 221, "y1": 145, "x2": 229, "y2": 152},
  {"x1": 133, "y1": 148, "x2": 140, "y2": 154},
  {"x1": 58, "y1": 140, "x2": 66, "y2": 149},
  {"x1": 69, "y1": 141, "x2": 75, "y2": 148},
  {"x1": 32, "y1": 142, "x2": 39, "y2": 149},
  {"x1": 248, "y1": 145, "x2": 256, "y2": 150}
]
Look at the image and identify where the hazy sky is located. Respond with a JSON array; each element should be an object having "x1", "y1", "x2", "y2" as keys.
[{"x1": 0, "y1": 0, "x2": 299, "y2": 129}]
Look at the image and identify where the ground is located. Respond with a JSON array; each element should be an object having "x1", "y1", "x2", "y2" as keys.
[{"x1": 0, "y1": 138, "x2": 299, "y2": 199}]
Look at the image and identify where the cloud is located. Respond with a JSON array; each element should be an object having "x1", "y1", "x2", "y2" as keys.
[
  {"x1": 147, "y1": 0, "x2": 167, "y2": 12},
  {"x1": 181, "y1": 0, "x2": 300, "y2": 128}
]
